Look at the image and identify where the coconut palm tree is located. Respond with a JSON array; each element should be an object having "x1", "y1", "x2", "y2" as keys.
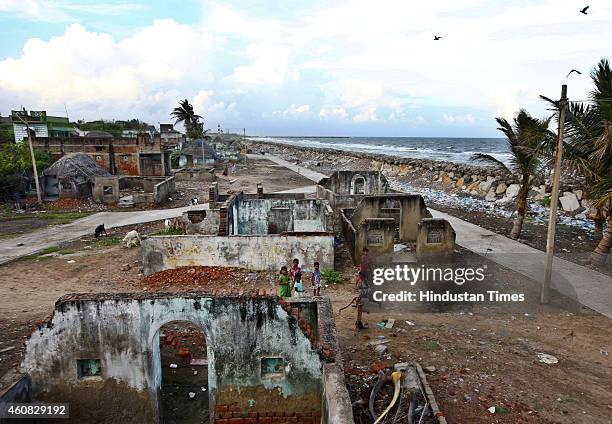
[
  {"x1": 171, "y1": 99, "x2": 203, "y2": 140},
  {"x1": 541, "y1": 58, "x2": 611, "y2": 264},
  {"x1": 471, "y1": 110, "x2": 553, "y2": 239}
]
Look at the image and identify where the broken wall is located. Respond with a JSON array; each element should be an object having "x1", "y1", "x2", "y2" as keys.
[
  {"x1": 142, "y1": 235, "x2": 334, "y2": 275},
  {"x1": 234, "y1": 198, "x2": 333, "y2": 235},
  {"x1": 21, "y1": 293, "x2": 336, "y2": 423},
  {"x1": 416, "y1": 218, "x2": 456, "y2": 261}
]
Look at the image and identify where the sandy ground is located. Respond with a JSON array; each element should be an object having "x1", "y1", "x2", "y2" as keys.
[
  {"x1": 171, "y1": 159, "x2": 316, "y2": 204},
  {"x1": 0, "y1": 235, "x2": 610, "y2": 423}
]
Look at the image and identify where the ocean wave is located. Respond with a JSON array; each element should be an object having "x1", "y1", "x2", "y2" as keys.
[{"x1": 248, "y1": 136, "x2": 511, "y2": 165}]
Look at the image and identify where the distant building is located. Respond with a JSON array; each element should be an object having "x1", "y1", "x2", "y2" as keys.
[
  {"x1": 32, "y1": 133, "x2": 172, "y2": 177},
  {"x1": 10, "y1": 110, "x2": 74, "y2": 142},
  {"x1": 159, "y1": 123, "x2": 185, "y2": 149}
]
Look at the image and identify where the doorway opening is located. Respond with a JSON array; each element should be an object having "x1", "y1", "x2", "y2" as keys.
[{"x1": 158, "y1": 321, "x2": 209, "y2": 424}]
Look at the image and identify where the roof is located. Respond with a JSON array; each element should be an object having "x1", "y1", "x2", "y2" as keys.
[
  {"x1": 181, "y1": 139, "x2": 217, "y2": 159},
  {"x1": 84, "y1": 130, "x2": 113, "y2": 138},
  {"x1": 43, "y1": 153, "x2": 112, "y2": 181}
]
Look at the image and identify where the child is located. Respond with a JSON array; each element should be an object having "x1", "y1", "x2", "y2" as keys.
[
  {"x1": 293, "y1": 271, "x2": 304, "y2": 297},
  {"x1": 278, "y1": 266, "x2": 291, "y2": 298},
  {"x1": 311, "y1": 261, "x2": 322, "y2": 297},
  {"x1": 289, "y1": 258, "x2": 301, "y2": 283}
]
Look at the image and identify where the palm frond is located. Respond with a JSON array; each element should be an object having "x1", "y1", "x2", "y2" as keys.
[{"x1": 470, "y1": 153, "x2": 513, "y2": 175}]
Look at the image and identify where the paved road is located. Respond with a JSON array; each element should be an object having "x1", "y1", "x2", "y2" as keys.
[
  {"x1": 0, "y1": 206, "x2": 198, "y2": 266},
  {"x1": 262, "y1": 154, "x2": 612, "y2": 318}
]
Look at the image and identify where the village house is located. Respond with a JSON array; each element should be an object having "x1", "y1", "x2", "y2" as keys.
[
  {"x1": 10, "y1": 110, "x2": 74, "y2": 142},
  {"x1": 32, "y1": 133, "x2": 172, "y2": 177}
]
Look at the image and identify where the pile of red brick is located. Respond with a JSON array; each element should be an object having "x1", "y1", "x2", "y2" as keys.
[
  {"x1": 215, "y1": 404, "x2": 320, "y2": 424},
  {"x1": 139, "y1": 266, "x2": 262, "y2": 291}
]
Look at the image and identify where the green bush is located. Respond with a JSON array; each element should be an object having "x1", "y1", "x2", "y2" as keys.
[{"x1": 321, "y1": 269, "x2": 343, "y2": 285}]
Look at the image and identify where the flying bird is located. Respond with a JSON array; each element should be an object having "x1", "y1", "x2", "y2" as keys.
[
  {"x1": 433, "y1": 35, "x2": 443, "y2": 40},
  {"x1": 566, "y1": 69, "x2": 582, "y2": 78},
  {"x1": 580, "y1": 6, "x2": 589, "y2": 14}
]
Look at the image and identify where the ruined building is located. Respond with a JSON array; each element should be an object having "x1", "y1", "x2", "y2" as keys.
[
  {"x1": 33, "y1": 133, "x2": 172, "y2": 177},
  {"x1": 143, "y1": 183, "x2": 334, "y2": 274},
  {"x1": 5, "y1": 292, "x2": 353, "y2": 424}
]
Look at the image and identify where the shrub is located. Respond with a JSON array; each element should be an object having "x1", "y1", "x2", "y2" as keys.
[{"x1": 321, "y1": 269, "x2": 342, "y2": 285}]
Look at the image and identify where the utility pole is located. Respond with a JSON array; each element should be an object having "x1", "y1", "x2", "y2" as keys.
[
  {"x1": 541, "y1": 84, "x2": 567, "y2": 304},
  {"x1": 15, "y1": 109, "x2": 42, "y2": 204}
]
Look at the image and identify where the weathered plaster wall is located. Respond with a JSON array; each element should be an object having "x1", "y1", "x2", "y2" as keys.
[
  {"x1": 142, "y1": 235, "x2": 335, "y2": 275},
  {"x1": 235, "y1": 198, "x2": 333, "y2": 235},
  {"x1": 153, "y1": 176, "x2": 176, "y2": 203},
  {"x1": 21, "y1": 293, "x2": 328, "y2": 423},
  {"x1": 416, "y1": 218, "x2": 456, "y2": 261},
  {"x1": 319, "y1": 170, "x2": 389, "y2": 196},
  {"x1": 349, "y1": 194, "x2": 429, "y2": 242}
]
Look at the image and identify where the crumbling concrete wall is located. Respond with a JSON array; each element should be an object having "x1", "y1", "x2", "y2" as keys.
[
  {"x1": 235, "y1": 198, "x2": 333, "y2": 235},
  {"x1": 183, "y1": 208, "x2": 221, "y2": 235},
  {"x1": 349, "y1": 194, "x2": 429, "y2": 242},
  {"x1": 319, "y1": 170, "x2": 389, "y2": 196},
  {"x1": 153, "y1": 176, "x2": 175, "y2": 203},
  {"x1": 93, "y1": 176, "x2": 120, "y2": 204},
  {"x1": 416, "y1": 218, "x2": 456, "y2": 261},
  {"x1": 142, "y1": 235, "x2": 334, "y2": 275},
  {"x1": 21, "y1": 293, "x2": 334, "y2": 423}
]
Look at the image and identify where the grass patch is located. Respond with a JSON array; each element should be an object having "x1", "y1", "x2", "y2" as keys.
[
  {"x1": 421, "y1": 340, "x2": 440, "y2": 351},
  {"x1": 495, "y1": 406, "x2": 509, "y2": 414},
  {"x1": 18, "y1": 245, "x2": 63, "y2": 261},
  {"x1": 96, "y1": 237, "x2": 122, "y2": 247},
  {"x1": 322, "y1": 269, "x2": 343, "y2": 284},
  {"x1": 0, "y1": 212, "x2": 91, "y2": 223}
]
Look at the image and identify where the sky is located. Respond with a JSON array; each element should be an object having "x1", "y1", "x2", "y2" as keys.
[{"x1": 0, "y1": 0, "x2": 611, "y2": 137}]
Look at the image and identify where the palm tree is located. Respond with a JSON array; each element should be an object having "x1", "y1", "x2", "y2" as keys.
[
  {"x1": 471, "y1": 110, "x2": 553, "y2": 239},
  {"x1": 541, "y1": 59, "x2": 611, "y2": 264},
  {"x1": 171, "y1": 99, "x2": 203, "y2": 140}
]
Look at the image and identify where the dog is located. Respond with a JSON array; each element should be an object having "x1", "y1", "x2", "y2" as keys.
[
  {"x1": 190, "y1": 197, "x2": 199, "y2": 206},
  {"x1": 122, "y1": 230, "x2": 141, "y2": 248},
  {"x1": 94, "y1": 224, "x2": 107, "y2": 238}
]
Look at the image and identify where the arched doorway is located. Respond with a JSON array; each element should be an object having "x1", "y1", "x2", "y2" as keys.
[
  {"x1": 157, "y1": 321, "x2": 209, "y2": 423},
  {"x1": 351, "y1": 175, "x2": 366, "y2": 195}
]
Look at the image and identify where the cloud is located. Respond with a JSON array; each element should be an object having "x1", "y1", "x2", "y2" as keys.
[
  {"x1": 352, "y1": 107, "x2": 378, "y2": 123},
  {"x1": 442, "y1": 113, "x2": 476, "y2": 124},
  {"x1": 319, "y1": 107, "x2": 348, "y2": 119},
  {"x1": 0, "y1": 20, "x2": 220, "y2": 124},
  {"x1": 272, "y1": 104, "x2": 311, "y2": 117},
  {"x1": 0, "y1": 0, "x2": 145, "y2": 22}
]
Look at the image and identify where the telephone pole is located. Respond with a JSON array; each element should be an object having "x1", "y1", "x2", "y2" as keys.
[
  {"x1": 541, "y1": 84, "x2": 567, "y2": 304},
  {"x1": 15, "y1": 109, "x2": 42, "y2": 204}
]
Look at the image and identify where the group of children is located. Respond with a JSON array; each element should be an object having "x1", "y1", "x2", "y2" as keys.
[{"x1": 277, "y1": 258, "x2": 322, "y2": 298}]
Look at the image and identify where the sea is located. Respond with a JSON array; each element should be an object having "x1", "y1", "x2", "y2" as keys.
[{"x1": 247, "y1": 136, "x2": 511, "y2": 165}]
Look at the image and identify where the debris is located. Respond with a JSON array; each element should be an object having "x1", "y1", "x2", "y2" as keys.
[
  {"x1": 374, "y1": 344, "x2": 388, "y2": 355},
  {"x1": 0, "y1": 346, "x2": 15, "y2": 354},
  {"x1": 536, "y1": 353, "x2": 559, "y2": 364},
  {"x1": 202, "y1": 387, "x2": 207, "y2": 392},
  {"x1": 190, "y1": 358, "x2": 207, "y2": 366},
  {"x1": 188, "y1": 392, "x2": 196, "y2": 399},
  {"x1": 67, "y1": 260, "x2": 75, "y2": 264},
  {"x1": 385, "y1": 318, "x2": 395, "y2": 329},
  {"x1": 169, "y1": 363, "x2": 178, "y2": 369},
  {"x1": 600, "y1": 350, "x2": 609, "y2": 357},
  {"x1": 405, "y1": 320, "x2": 415, "y2": 326},
  {"x1": 193, "y1": 370, "x2": 198, "y2": 375},
  {"x1": 424, "y1": 366, "x2": 436, "y2": 373},
  {"x1": 488, "y1": 406, "x2": 496, "y2": 414}
]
